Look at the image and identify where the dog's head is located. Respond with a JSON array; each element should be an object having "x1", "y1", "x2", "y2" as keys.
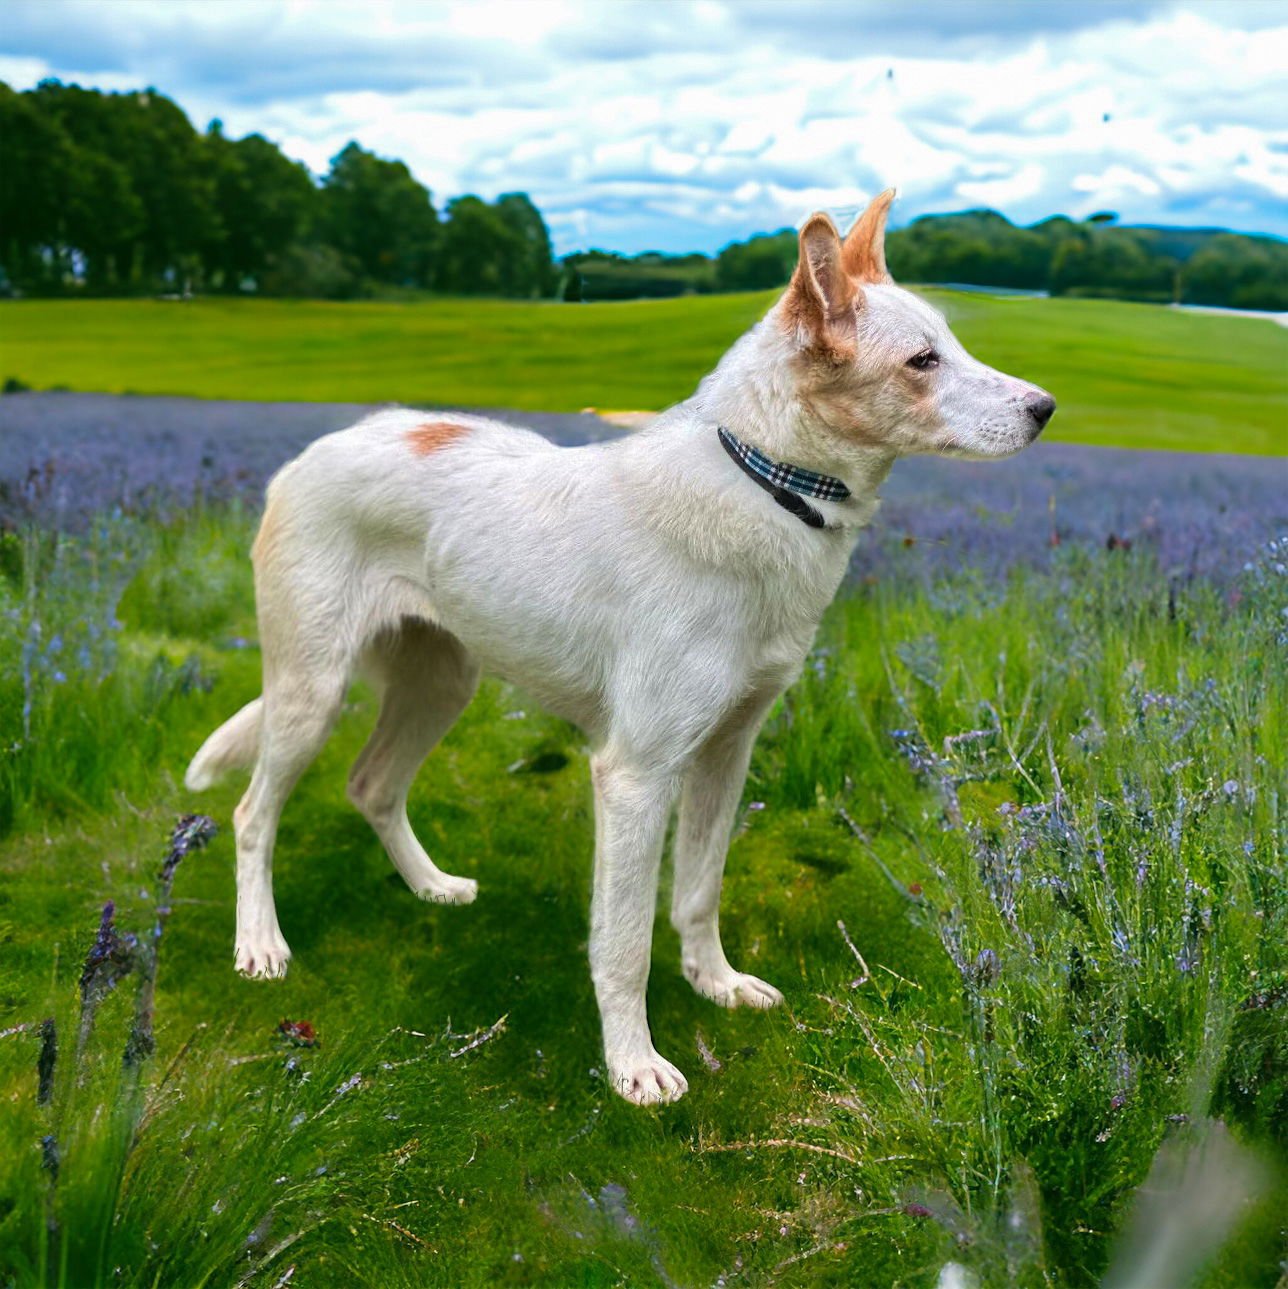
[{"x1": 774, "y1": 191, "x2": 1055, "y2": 461}]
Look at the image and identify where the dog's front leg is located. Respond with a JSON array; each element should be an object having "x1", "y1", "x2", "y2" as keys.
[
  {"x1": 589, "y1": 752, "x2": 687, "y2": 1106},
  {"x1": 671, "y1": 689, "x2": 784, "y2": 1009}
]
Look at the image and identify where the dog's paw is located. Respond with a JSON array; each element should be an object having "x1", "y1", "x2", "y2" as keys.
[
  {"x1": 607, "y1": 1050, "x2": 689, "y2": 1106},
  {"x1": 413, "y1": 874, "x2": 478, "y2": 905},
  {"x1": 235, "y1": 935, "x2": 292, "y2": 980},
  {"x1": 687, "y1": 967, "x2": 784, "y2": 1010}
]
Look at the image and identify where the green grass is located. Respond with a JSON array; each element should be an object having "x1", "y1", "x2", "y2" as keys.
[
  {"x1": 2, "y1": 292, "x2": 1285, "y2": 454},
  {"x1": 1, "y1": 509, "x2": 1285, "y2": 1287}
]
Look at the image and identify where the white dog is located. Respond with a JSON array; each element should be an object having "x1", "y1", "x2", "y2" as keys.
[{"x1": 186, "y1": 191, "x2": 1054, "y2": 1105}]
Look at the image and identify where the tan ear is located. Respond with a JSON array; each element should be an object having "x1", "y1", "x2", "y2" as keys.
[
  {"x1": 842, "y1": 188, "x2": 896, "y2": 284},
  {"x1": 782, "y1": 213, "x2": 859, "y2": 359}
]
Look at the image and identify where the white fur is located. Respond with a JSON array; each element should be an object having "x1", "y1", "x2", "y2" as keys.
[{"x1": 186, "y1": 199, "x2": 1053, "y2": 1105}]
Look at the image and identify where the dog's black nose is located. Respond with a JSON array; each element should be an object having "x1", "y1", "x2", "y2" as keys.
[{"x1": 1025, "y1": 390, "x2": 1056, "y2": 435}]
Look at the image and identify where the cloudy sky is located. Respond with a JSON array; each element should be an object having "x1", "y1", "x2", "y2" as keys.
[{"x1": 3, "y1": 0, "x2": 1286, "y2": 254}]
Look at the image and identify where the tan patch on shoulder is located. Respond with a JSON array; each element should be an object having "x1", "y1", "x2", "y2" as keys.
[{"x1": 406, "y1": 420, "x2": 469, "y2": 456}]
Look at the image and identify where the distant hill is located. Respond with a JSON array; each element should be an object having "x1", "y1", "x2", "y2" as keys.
[
  {"x1": 563, "y1": 211, "x2": 1288, "y2": 311},
  {"x1": 1124, "y1": 226, "x2": 1233, "y2": 260},
  {"x1": 559, "y1": 250, "x2": 715, "y2": 301}
]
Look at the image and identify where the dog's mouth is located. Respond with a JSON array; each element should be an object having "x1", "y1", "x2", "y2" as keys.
[{"x1": 933, "y1": 434, "x2": 1031, "y2": 462}]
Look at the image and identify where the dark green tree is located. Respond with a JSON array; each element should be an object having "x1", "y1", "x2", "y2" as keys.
[
  {"x1": 435, "y1": 195, "x2": 523, "y2": 294},
  {"x1": 886, "y1": 210, "x2": 1048, "y2": 290},
  {"x1": 0, "y1": 82, "x2": 76, "y2": 288},
  {"x1": 1183, "y1": 233, "x2": 1288, "y2": 310},
  {"x1": 559, "y1": 249, "x2": 713, "y2": 300},
  {"x1": 494, "y1": 192, "x2": 556, "y2": 296},
  {"x1": 1, "y1": 81, "x2": 145, "y2": 290},
  {"x1": 28, "y1": 80, "x2": 215, "y2": 290},
  {"x1": 320, "y1": 142, "x2": 439, "y2": 287},
  {"x1": 1050, "y1": 227, "x2": 1173, "y2": 300},
  {"x1": 202, "y1": 125, "x2": 316, "y2": 290},
  {"x1": 715, "y1": 229, "x2": 796, "y2": 290}
]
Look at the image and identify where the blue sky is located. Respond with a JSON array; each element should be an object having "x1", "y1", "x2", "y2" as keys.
[{"x1": 3, "y1": 0, "x2": 1286, "y2": 254}]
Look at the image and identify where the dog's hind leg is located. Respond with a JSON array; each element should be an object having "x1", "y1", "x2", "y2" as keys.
[
  {"x1": 347, "y1": 618, "x2": 481, "y2": 904},
  {"x1": 231, "y1": 538, "x2": 362, "y2": 979},
  {"x1": 671, "y1": 685, "x2": 785, "y2": 1009},
  {"x1": 233, "y1": 648, "x2": 349, "y2": 979}
]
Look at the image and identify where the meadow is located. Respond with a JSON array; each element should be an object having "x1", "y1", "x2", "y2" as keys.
[
  {"x1": 3, "y1": 290, "x2": 1287, "y2": 454},
  {"x1": 0, "y1": 295, "x2": 1286, "y2": 1288}
]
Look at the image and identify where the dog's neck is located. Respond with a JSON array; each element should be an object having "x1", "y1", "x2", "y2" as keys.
[
  {"x1": 687, "y1": 318, "x2": 896, "y2": 504},
  {"x1": 623, "y1": 318, "x2": 894, "y2": 578}
]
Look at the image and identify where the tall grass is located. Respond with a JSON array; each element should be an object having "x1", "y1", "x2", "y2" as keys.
[
  {"x1": 749, "y1": 543, "x2": 1287, "y2": 1285},
  {"x1": 1, "y1": 508, "x2": 1284, "y2": 1287},
  {"x1": 0, "y1": 507, "x2": 256, "y2": 834}
]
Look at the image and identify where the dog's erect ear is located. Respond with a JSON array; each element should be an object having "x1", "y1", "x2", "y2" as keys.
[
  {"x1": 842, "y1": 188, "x2": 896, "y2": 284},
  {"x1": 783, "y1": 213, "x2": 859, "y2": 359}
]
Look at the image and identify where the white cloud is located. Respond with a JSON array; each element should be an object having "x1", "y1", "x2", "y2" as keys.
[
  {"x1": 0, "y1": 53, "x2": 48, "y2": 85},
  {"x1": 1072, "y1": 166, "x2": 1162, "y2": 199},
  {"x1": 959, "y1": 164, "x2": 1050, "y2": 209},
  {"x1": 2, "y1": 0, "x2": 1286, "y2": 251}
]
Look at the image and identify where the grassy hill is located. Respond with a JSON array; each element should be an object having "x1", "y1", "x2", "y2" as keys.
[{"x1": 2, "y1": 290, "x2": 1285, "y2": 454}]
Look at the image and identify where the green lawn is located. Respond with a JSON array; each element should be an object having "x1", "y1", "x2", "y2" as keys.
[
  {"x1": 2, "y1": 292, "x2": 1285, "y2": 454},
  {"x1": 2, "y1": 510, "x2": 1285, "y2": 1287}
]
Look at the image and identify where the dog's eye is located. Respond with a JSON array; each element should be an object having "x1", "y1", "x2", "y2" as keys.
[{"x1": 907, "y1": 349, "x2": 938, "y2": 370}]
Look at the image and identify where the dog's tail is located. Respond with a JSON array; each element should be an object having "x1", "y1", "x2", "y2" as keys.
[{"x1": 185, "y1": 698, "x2": 263, "y2": 790}]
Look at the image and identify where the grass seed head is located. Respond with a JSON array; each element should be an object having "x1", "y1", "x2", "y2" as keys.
[
  {"x1": 79, "y1": 901, "x2": 137, "y2": 1004},
  {"x1": 161, "y1": 813, "x2": 218, "y2": 882}
]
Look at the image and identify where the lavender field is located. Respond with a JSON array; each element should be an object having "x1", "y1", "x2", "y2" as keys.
[
  {"x1": 0, "y1": 392, "x2": 1285, "y2": 1288},
  {"x1": 2, "y1": 391, "x2": 1284, "y2": 579}
]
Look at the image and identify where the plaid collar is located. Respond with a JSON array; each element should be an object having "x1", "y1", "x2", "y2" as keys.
[{"x1": 717, "y1": 425, "x2": 850, "y2": 530}]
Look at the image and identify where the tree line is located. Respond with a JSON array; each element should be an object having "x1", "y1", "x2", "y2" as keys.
[
  {"x1": 0, "y1": 80, "x2": 554, "y2": 298},
  {"x1": 3, "y1": 79, "x2": 1285, "y2": 310},
  {"x1": 669, "y1": 209, "x2": 1288, "y2": 310}
]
